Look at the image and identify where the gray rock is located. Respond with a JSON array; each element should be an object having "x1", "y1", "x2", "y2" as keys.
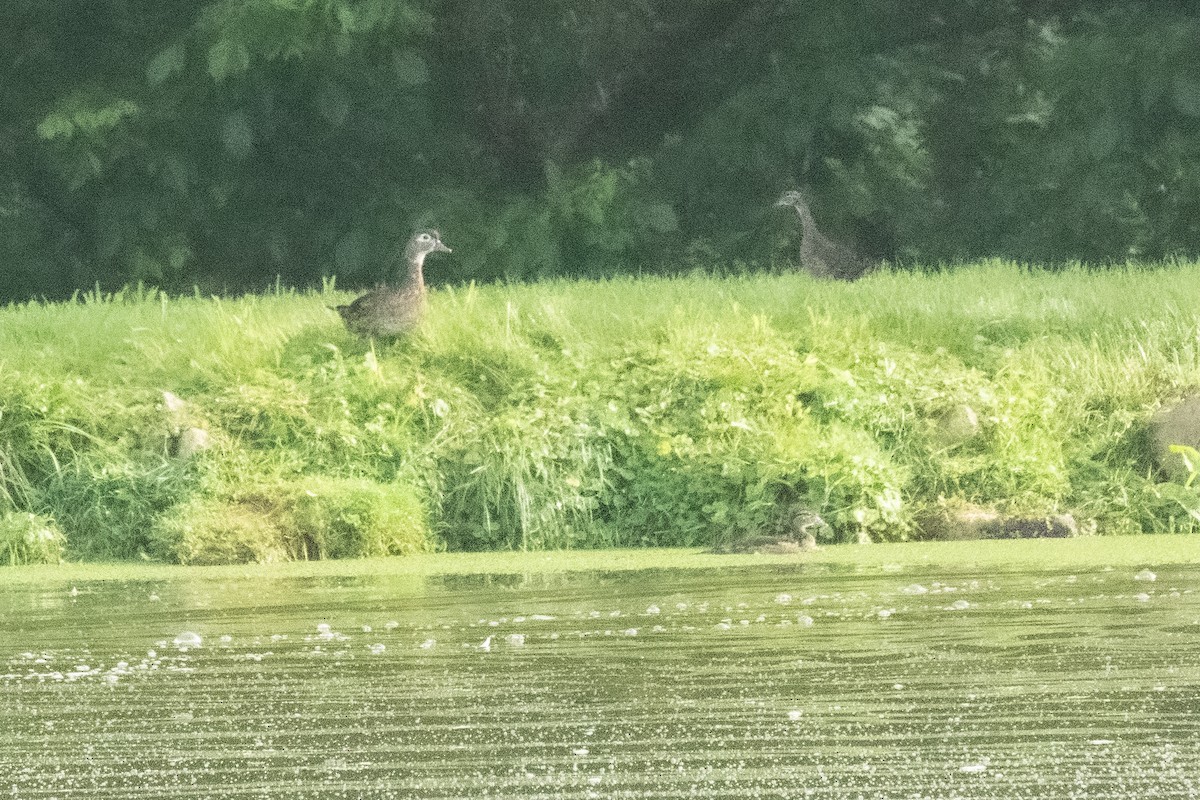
[
  {"x1": 162, "y1": 390, "x2": 189, "y2": 436},
  {"x1": 162, "y1": 390, "x2": 187, "y2": 415},
  {"x1": 174, "y1": 427, "x2": 212, "y2": 459},
  {"x1": 984, "y1": 513, "x2": 1078, "y2": 539},
  {"x1": 918, "y1": 503, "x2": 1078, "y2": 540},
  {"x1": 717, "y1": 532, "x2": 818, "y2": 555},
  {"x1": 1148, "y1": 396, "x2": 1200, "y2": 482},
  {"x1": 917, "y1": 504, "x2": 1000, "y2": 540},
  {"x1": 931, "y1": 404, "x2": 980, "y2": 449}
]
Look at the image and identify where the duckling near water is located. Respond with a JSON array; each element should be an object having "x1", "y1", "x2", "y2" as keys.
[
  {"x1": 336, "y1": 229, "x2": 452, "y2": 338},
  {"x1": 712, "y1": 508, "x2": 831, "y2": 554}
]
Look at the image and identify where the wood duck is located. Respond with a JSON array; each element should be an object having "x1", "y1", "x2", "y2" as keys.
[
  {"x1": 775, "y1": 191, "x2": 874, "y2": 280},
  {"x1": 336, "y1": 229, "x2": 451, "y2": 337}
]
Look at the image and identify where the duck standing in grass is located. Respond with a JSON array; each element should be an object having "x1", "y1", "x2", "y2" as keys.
[
  {"x1": 775, "y1": 190, "x2": 874, "y2": 280},
  {"x1": 336, "y1": 229, "x2": 452, "y2": 338}
]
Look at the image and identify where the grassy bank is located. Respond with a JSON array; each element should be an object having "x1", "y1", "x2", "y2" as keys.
[{"x1": 3, "y1": 261, "x2": 1200, "y2": 564}]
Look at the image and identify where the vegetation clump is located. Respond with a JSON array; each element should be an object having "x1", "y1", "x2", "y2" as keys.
[
  {"x1": 0, "y1": 511, "x2": 65, "y2": 566},
  {"x1": 3, "y1": 263, "x2": 1200, "y2": 564}
]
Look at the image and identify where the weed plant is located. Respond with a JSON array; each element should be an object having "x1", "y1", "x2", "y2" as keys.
[
  {"x1": 2, "y1": 263, "x2": 1199, "y2": 564},
  {"x1": 0, "y1": 511, "x2": 65, "y2": 565}
]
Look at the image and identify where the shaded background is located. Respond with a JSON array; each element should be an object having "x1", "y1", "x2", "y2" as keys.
[{"x1": 2, "y1": 0, "x2": 1199, "y2": 302}]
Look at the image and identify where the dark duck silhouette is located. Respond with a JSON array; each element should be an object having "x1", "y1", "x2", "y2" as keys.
[
  {"x1": 336, "y1": 229, "x2": 451, "y2": 338},
  {"x1": 775, "y1": 191, "x2": 874, "y2": 280}
]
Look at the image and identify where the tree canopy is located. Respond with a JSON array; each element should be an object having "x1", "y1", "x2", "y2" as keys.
[{"x1": 3, "y1": 0, "x2": 1199, "y2": 301}]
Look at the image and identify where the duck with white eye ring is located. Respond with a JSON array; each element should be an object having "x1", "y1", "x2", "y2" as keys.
[{"x1": 335, "y1": 229, "x2": 452, "y2": 338}]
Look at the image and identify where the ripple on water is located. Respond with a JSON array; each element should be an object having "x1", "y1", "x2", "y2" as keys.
[
  {"x1": 171, "y1": 631, "x2": 202, "y2": 650},
  {"x1": 2, "y1": 561, "x2": 1198, "y2": 799}
]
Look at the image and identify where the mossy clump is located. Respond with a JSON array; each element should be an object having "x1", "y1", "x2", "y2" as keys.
[
  {"x1": 287, "y1": 476, "x2": 432, "y2": 559},
  {"x1": 150, "y1": 476, "x2": 432, "y2": 564},
  {"x1": 150, "y1": 498, "x2": 290, "y2": 565},
  {"x1": 0, "y1": 510, "x2": 66, "y2": 565}
]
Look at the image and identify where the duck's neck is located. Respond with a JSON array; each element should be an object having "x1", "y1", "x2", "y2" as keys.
[
  {"x1": 403, "y1": 252, "x2": 427, "y2": 291},
  {"x1": 792, "y1": 203, "x2": 818, "y2": 236}
]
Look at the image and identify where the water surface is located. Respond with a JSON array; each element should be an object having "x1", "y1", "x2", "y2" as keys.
[{"x1": 3, "y1": 542, "x2": 1199, "y2": 798}]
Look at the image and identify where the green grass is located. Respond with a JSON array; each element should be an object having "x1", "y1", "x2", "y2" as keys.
[{"x1": 3, "y1": 261, "x2": 1200, "y2": 564}]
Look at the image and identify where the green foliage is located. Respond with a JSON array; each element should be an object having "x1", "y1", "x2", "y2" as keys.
[
  {"x1": 4, "y1": 263, "x2": 1200, "y2": 564},
  {"x1": 5, "y1": 2, "x2": 1200, "y2": 302},
  {"x1": 150, "y1": 475, "x2": 432, "y2": 564},
  {"x1": 44, "y1": 458, "x2": 197, "y2": 560},
  {"x1": 434, "y1": 393, "x2": 615, "y2": 550},
  {"x1": 1134, "y1": 444, "x2": 1200, "y2": 533},
  {"x1": 36, "y1": 93, "x2": 141, "y2": 142},
  {"x1": 2, "y1": 0, "x2": 444, "y2": 301},
  {"x1": 288, "y1": 476, "x2": 431, "y2": 558},
  {"x1": 0, "y1": 511, "x2": 66, "y2": 566},
  {"x1": 444, "y1": 159, "x2": 680, "y2": 283},
  {"x1": 150, "y1": 497, "x2": 289, "y2": 565},
  {"x1": 0, "y1": 369, "x2": 196, "y2": 560},
  {"x1": 594, "y1": 334, "x2": 906, "y2": 546},
  {"x1": 1168, "y1": 444, "x2": 1200, "y2": 489}
]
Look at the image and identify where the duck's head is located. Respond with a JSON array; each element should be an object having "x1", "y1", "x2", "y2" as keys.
[
  {"x1": 774, "y1": 190, "x2": 809, "y2": 210},
  {"x1": 406, "y1": 229, "x2": 452, "y2": 261}
]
